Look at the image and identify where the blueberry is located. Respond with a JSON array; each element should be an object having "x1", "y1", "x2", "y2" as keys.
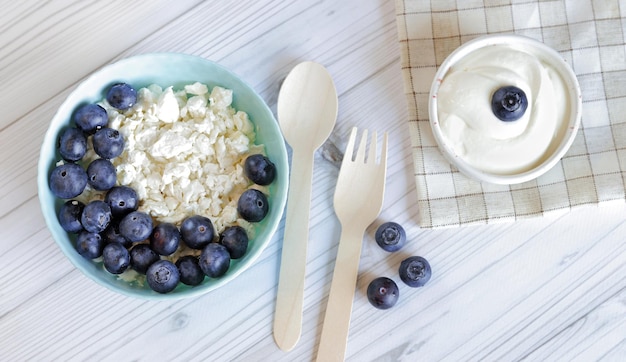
[
  {"x1": 219, "y1": 225, "x2": 248, "y2": 259},
  {"x1": 76, "y1": 231, "x2": 104, "y2": 259},
  {"x1": 49, "y1": 163, "x2": 88, "y2": 199},
  {"x1": 199, "y1": 243, "x2": 231, "y2": 278},
  {"x1": 244, "y1": 154, "x2": 276, "y2": 186},
  {"x1": 491, "y1": 86, "x2": 528, "y2": 122},
  {"x1": 399, "y1": 256, "x2": 432, "y2": 288},
  {"x1": 146, "y1": 260, "x2": 180, "y2": 293},
  {"x1": 366, "y1": 277, "x2": 399, "y2": 310},
  {"x1": 129, "y1": 244, "x2": 160, "y2": 274},
  {"x1": 101, "y1": 222, "x2": 131, "y2": 247},
  {"x1": 81, "y1": 200, "x2": 112, "y2": 233},
  {"x1": 57, "y1": 127, "x2": 87, "y2": 162},
  {"x1": 106, "y1": 83, "x2": 137, "y2": 110},
  {"x1": 374, "y1": 222, "x2": 406, "y2": 252},
  {"x1": 93, "y1": 127, "x2": 124, "y2": 159},
  {"x1": 176, "y1": 255, "x2": 205, "y2": 286},
  {"x1": 237, "y1": 189, "x2": 269, "y2": 222},
  {"x1": 105, "y1": 186, "x2": 139, "y2": 217},
  {"x1": 150, "y1": 222, "x2": 181, "y2": 256},
  {"x1": 73, "y1": 104, "x2": 108, "y2": 134},
  {"x1": 102, "y1": 242, "x2": 130, "y2": 274},
  {"x1": 58, "y1": 200, "x2": 85, "y2": 233},
  {"x1": 119, "y1": 211, "x2": 153, "y2": 243},
  {"x1": 180, "y1": 215, "x2": 215, "y2": 249},
  {"x1": 86, "y1": 158, "x2": 117, "y2": 191}
]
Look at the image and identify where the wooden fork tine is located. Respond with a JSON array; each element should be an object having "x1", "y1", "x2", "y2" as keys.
[
  {"x1": 355, "y1": 129, "x2": 368, "y2": 163},
  {"x1": 368, "y1": 131, "x2": 377, "y2": 164},
  {"x1": 342, "y1": 127, "x2": 358, "y2": 165}
]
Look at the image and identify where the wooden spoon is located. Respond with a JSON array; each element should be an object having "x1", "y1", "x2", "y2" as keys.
[{"x1": 273, "y1": 61, "x2": 338, "y2": 351}]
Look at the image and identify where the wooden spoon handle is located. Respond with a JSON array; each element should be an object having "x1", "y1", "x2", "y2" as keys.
[
  {"x1": 273, "y1": 149, "x2": 315, "y2": 351},
  {"x1": 316, "y1": 225, "x2": 364, "y2": 361}
]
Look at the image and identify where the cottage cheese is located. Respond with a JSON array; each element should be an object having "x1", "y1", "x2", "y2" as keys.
[{"x1": 99, "y1": 82, "x2": 265, "y2": 233}]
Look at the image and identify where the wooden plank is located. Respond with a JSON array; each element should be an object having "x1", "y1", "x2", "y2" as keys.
[
  {"x1": 526, "y1": 287, "x2": 626, "y2": 361},
  {"x1": 0, "y1": 0, "x2": 202, "y2": 131},
  {"x1": 0, "y1": 0, "x2": 624, "y2": 361}
]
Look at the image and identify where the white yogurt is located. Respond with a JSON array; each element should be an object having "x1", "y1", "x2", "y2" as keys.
[{"x1": 436, "y1": 44, "x2": 571, "y2": 175}]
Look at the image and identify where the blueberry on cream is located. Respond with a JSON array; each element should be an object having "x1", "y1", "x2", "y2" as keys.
[{"x1": 491, "y1": 86, "x2": 528, "y2": 122}]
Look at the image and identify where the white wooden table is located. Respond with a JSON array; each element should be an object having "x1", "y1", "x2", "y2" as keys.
[{"x1": 1, "y1": 1, "x2": 625, "y2": 361}]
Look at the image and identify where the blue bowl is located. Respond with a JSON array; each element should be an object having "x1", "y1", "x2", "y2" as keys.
[{"x1": 37, "y1": 53, "x2": 288, "y2": 299}]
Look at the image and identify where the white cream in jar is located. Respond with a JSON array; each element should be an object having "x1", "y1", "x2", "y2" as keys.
[{"x1": 435, "y1": 44, "x2": 571, "y2": 175}]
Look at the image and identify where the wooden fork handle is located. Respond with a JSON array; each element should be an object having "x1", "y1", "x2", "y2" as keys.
[
  {"x1": 273, "y1": 149, "x2": 315, "y2": 351},
  {"x1": 316, "y1": 225, "x2": 364, "y2": 361}
]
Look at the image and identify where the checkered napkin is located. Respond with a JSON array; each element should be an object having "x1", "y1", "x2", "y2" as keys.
[{"x1": 395, "y1": 0, "x2": 626, "y2": 228}]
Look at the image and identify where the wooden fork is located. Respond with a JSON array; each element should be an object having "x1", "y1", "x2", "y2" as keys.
[{"x1": 316, "y1": 127, "x2": 388, "y2": 361}]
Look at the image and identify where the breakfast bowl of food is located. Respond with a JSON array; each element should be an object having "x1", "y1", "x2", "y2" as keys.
[
  {"x1": 429, "y1": 34, "x2": 582, "y2": 185},
  {"x1": 37, "y1": 53, "x2": 289, "y2": 299}
]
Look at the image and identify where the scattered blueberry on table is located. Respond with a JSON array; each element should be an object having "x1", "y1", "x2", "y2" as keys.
[
  {"x1": 366, "y1": 221, "x2": 432, "y2": 309},
  {"x1": 374, "y1": 221, "x2": 406, "y2": 252},
  {"x1": 367, "y1": 277, "x2": 399, "y2": 310},
  {"x1": 399, "y1": 256, "x2": 432, "y2": 288}
]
